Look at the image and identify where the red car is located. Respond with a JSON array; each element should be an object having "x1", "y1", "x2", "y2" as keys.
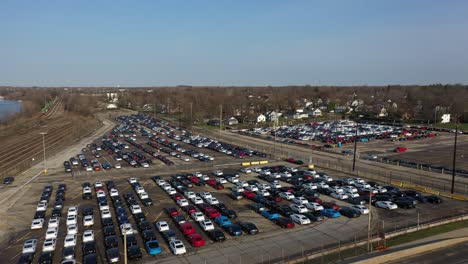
[
  {"x1": 394, "y1": 147, "x2": 407, "y2": 153},
  {"x1": 206, "y1": 179, "x2": 217, "y2": 186},
  {"x1": 286, "y1": 158, "x2": 296, "y2": 164},
  {"x1": 165, "y1": 207, "x2": 179, "y2": 217},
  {"x1": 179, "y1": 223, "x2": 196, "y2": 235},
  {"x1": 306, "y1": 197, "x2": 322, "y2": 204},
  {"x1": 213, "y1": 183, "x2": 225, "y2": 190},
  {"x1": 358, "y1": 190, "x2": 376, "y2": 197},
  {"x1": 319, "y1": 201, "x2": 340, "y2": 210},
  {"x1": 188, "y1": 176, "x2": 199, "y2": 183},
  {"x1": 268, "y1": 196, "x2": 282, "y2": 203},
  {"x1": 171, "y1": 193, "x2": 184, "y2": 201},
  {"x1": 242, "y1": 191, "x2": 256, "y2": 199},
  {"x1": 205, "y1": 208, "x2": 221, "y2": 219},
  {"x1": 187, "y1": 233, "x2": 205, "y2": 247},
  {"x1": 275, "y1": 217, "x2": 295, "y2": 228},
  {"x1": 183, "y1": 205, "x2": 198, "y2": 214}
]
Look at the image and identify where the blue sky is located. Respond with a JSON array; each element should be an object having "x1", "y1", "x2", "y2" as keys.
[{"x1": 1, "y1": 0, "x2": 467, "y2": 86}]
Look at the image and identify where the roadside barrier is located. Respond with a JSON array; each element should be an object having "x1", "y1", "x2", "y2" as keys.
[{"x1": 389, "y1": 180, "x2": 468, "y2": 201}]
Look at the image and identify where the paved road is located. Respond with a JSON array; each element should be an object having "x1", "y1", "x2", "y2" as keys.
[{"x1": 388, "y1": 241, "x2": 468, "y2": 264}]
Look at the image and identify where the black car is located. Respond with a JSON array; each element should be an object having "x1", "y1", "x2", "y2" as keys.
[
  {"x1": 58, "y1": 184, "x2": 67, "y2": 191},
  {"x1": 82, "y1": 207, "x2": 93, "y2": 216},
  {"x1": 394, "y1": 197, "x2": 416, "y2": 209},
  {"x1": 125, "y1": 234, "x2": 138, "y2": 247},
  {"x1": 402, "y1": 190, "x2": 421, "y2": 198},
  {"x1": 133, "y1": 212, "x2": 146, "y2": 223},
  {"x1": 426, "y1": 195, "x2": 442, "y2": 204},
  {"x1": 220, "y1": 208, "x2": 237, "y2": 219},
  {"x1": 105, "y1": 235, "x2": 119, "y2": 249},
  {"x1": 161, "y1": 230, "x2": 177, "y2": 243},
  {"x1": 34, "y1": 211, "x2": 46, "y2": 219},
  {"x1": 151, "y1": 176, "x2": 161, "y2": 182},
  {"x1": 82, "y1": 192, "x2": 92, "y2": 200},
  {"x1": 62, "y1": 246, "x2": 75, "y2": 260},
  {"x1": 3, "y1": 177, "x2": 14, "y2": 185},
  {"x1": 303, "y1": 211, "x2": 325, "y2": 222},
  {"x1": 347, "y1": 197, "x2": 366, "y2": 205},
  {"x1": 127, "y1": 245, "x2": 142, "y2": 260},
  {"x1": 18, "y1": 253, "x2": 34, "y2": 264},
  {"x1": 142, "y1": 230, "x2": 156, "y2": 242},
  {"x1": 137, "y1": 220, "x2": 152, "y2": 232},
  {"x1": 237, "y1": 221, "x2": 259, "y2": 235},
  {"x1": 38, "y1": 252, "x2": 54, "y2": 264},
  {"x1": 141, "y1": 197, "x2": 153, "y2": 206},
  {"x1": 82, "y1": 241, "x2": 96, "y2": 255},
  {"x1": 224, "y1": 224, "x2": 243, "y2": 236},
  {"x1": 54, "y1": 200, "x2": 64, "y2": 209},
  {"x1": 51, "y1": 208, "x2": 62, "y2": 217},
  {"x1": 208, "y1": 229, "x2": 226, "y2": 242},
  {"x1": 276, "y1": 205, "x2": 294, "y2": 216},
  {"x1": 106, "y1": 247, "x2": 120, "y2": 263},
  {"x1": 83, "y1": 253, "x2": 97, "y2": 264},
  {"x1": 339, "y1": 207, "x2": 362, "y2": 218},
  {"x1": 103, "y1": 225, "x2": 116, "y2": 236},
  {"x1": 102, "y1": 217, "x2": 113, "y2": 227},
  {"x1": 230, "y1": 191, "x2": 243, "y2": 200}
]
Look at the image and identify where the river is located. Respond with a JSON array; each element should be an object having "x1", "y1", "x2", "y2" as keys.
[{"x1": 0, "y1": 99, "x2": 22, "y2": 121}]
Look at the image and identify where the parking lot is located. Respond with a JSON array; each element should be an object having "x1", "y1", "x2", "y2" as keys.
[{"x1": 3, "y1": 159, "x2": 468, "y2": 264}]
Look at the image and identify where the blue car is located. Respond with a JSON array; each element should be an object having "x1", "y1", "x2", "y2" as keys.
[
  {"x1": 260, "y1": 210, "x2": 280, "y2": 220},
  {"x1": 145, "y1": 240, "x2": 162, "y2": 255},
  {"x1": 321, "y1": 209, "x2": 341, "y2": 218},
  {"x1": 215, "y1": 216, "x2": 232, "y2": 227}
]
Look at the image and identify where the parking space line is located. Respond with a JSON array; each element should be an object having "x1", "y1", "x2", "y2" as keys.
[
  {"x1": 15, "y1": 232, "x2": 31, "y2": 243},
  {"x1": 9, "y1": 251, "x2": 21, "y2": 261}
]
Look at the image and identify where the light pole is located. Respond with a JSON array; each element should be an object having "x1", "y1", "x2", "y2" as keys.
[
  {"x1": 123, "y1": 228, "x2": 127, "y2": 264},
  {"x1": 451, "y1": 117, "x2": 459, "y2": 194},
  {"x1": 39, "y1": 132, "x2": 47, "y2": 174},
  {"x1": 352, "y1": 121, "x2": 359, "y2": 172}
]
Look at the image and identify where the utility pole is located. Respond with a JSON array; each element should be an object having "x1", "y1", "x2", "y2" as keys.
[
  {"x1": 451, "y1": 117, "x2": 459, "y2": 194},
  {"x1": 39, "y1": 132, "x2": 47, "y2": 174},
  {"x1": 367, "y1": 191, "x2": 372, "y2": 252},
  {"x1": 352, "y1": 121, "x2": 359, "y2": 172},
  {"x1": 123, "y1": 228, "x2": 127, "y2": 264},
  {"x1": 190, "y1": 102, "x2": 193, "y2": 128},
  {"x1": 219, "y1": 104, "x2": 223, "y2": 138}
]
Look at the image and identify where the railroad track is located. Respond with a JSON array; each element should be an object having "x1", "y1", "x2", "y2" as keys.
[{"x1": 0, "y1": 123, "x2": 76, "y2": 172}]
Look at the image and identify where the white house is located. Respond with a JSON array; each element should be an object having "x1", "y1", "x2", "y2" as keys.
[
  {"x1": 224, "y1": 117, "x2": 239, "y2": 125},
  {"x1": 256, "y1": 114, "x2": 266, "y2": 123},
  {"x1": 311, "y1": 108, "x2": 322, "y2": 117},
  {"x1": 441, "y1": 114, "x2": 451, "y2": 124},
  {"x1": 266, "y1": 111, "x2": 281, "y2": 122},
  {"x1": 378, "y1": 107, "x2": 388, "y2": 117}
]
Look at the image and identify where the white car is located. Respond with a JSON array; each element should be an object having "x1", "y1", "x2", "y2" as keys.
[
  {"x1": 193, "y1": 172, "x2": 203, "y2": 177},
  {"x1": 344, "y1": 191, "x2": 360, "y2": 198},
  {"x1": 130, "y1": 205, "x2": 142, "y2": 214},
  {"x1": 270, "y1": 182, "x2": 282, "y2": 189},
  {"x1": 279, "y1": 192, "x2": 295, "y2": 200},
  {"x1": 216, "y1": 178, "x2": 227, "y2": 184},
  {"x1": 94, "y1": 181, "x2": 103, "y2": 188},
  {"x1": 161, "y1": 184, "x2": 172, "y2": 190},
  {"x1": 180, "y1": 157, "x2": 190, "y2": 162},
  {"x1": 352, "y1": 177, "x2": 365, "y2": 184},
  {"x1": 260, "y1": 170, "x2": 271, "y2": 176},
  {"x1": 114, "y1": 163, "x2": 122, "y2": 169},
  {"x1": 170, "y1": 240, "x2": 187, "y2": 255},
  {"x1": 110, "y1": 189, "x2": 119, "y2": 197},
  {"x1": 291, "y1": 197, "x2": 309, "y2": 205},
  {"x1": 48, "y1": 217, "x2": 60, "y2": 228},
  {"x1": 36, "y1": 201, "x2": 47, "y2": 211},
  {"x1": 236, "y1": 181, "x2": 249, "y2": 187},
  {"x1": 231, "y1": 185, "x2": 245, "y2": 192},
  {"x1": 141, "y1": 162, "x2": 150, "y2": 168},
  {"x1": 82, "y1": 230, "x2": 94, "y2": 242},
  {"x1": 99, "y1": 202, "x2": 110, "y2": 211},
  {"x1": 66, "y1": 215, "x2": 77, "y2": 225},
  {"x1": 375, "y1": 186, "x2": 388, "y2": 193},
  {"x1": 206, "y1": 197, "x2": 219, "y2": 205},
  {"x1": 329, "y1": 186, "x2": 344, "y2": 193},
  {"x1": 64, "y1": 234, "x2": 77, "y2": 247},
  {"x1": 375, "y1": 201, "x2": 398, "y2": 210},
  {"x1": 191, "y1": 196, "x2": 204, "y2": 204},
  {"x1": 280, "y1": 172, "x2": 292, "y2": 178},
  {"x1": 361, "y1": 187, "x2": 378, "y2": 194},
  {"x1": 290, "y1": 214, "x2": 311, "y2": 225},
  {"x1": 316, "y1": 182, "x2": 330, "y2": 189},
  {"x1": 82, "y1": 187, "x2": 92, "y2": 194},
  {"x1": 42, "y1": 238, "x2": 56, "y2": 252},
  {"x1": 135, "y1": 186, "x2": 145, "y2": 194},
  {"x1": 351, "y1": 205, "x2": 370, "y2": 215},
  {"x1": 156, "y1": 180, "x2": 167, "y2": 186},
  {"x1": 22, "y1": 239, "x2": 38, "y2": 254},
  {"x1": 101, "y1": 209, "x2": 112, "y2": 219},
  {"x1": 303, "y1": 169, "x2": 317, "y2": 176},
  {"x1": 354, "y1": 182, "x2": 371, "y2": 189},
  {"x1": 286, "y1": 167, "x2": 298, "y2": 172},
  {"x1": 45, "y1": 227, "x2": 58, "y2": 240},
  {"x1": 177, "y1": 199, "x2": 189, "y2": 207},
  {"x1": 302, "y1": 183, "x2": 317, "y2": 190},
  {"x1": 212, "y1": 170, "x2": 223, "y2": 176},
  {"x1": 31, "y1": 218, "x2": 44, "y2": 229},
  {"x1": 257, "y1": 190, "x2": 270, "y2": 197},
  {"x1": 343, "y1": 178, "x2": 355, "y2": 185},
  {"x1": 290, "y1": 204, "x2": 309, "y2": 213},
  {"x1": 227, "y1": 177, "x2": 239, "y2": 183},
  {"x1": 330, "y1": 192, "x2": 349, "y2": 200},
  {"x1": 199, "y1": 192, "x2": 212, "y2": 199},
  {"x1": 68, "y1": 207, "x2": 78, "y2": 216},
  {"x1": 184, "y1": 191, "x2": 196, "y2": 199},
  {"x1": 245, "y1": 185, "x2": 259, "y2": 192},
  {"x1": 342, "y1": 186, "x2": 358, "y2": 193},
  {"x1": 85, "y1": 166, "x2": 93, "y2": 172},
  {"x1": 120, "y1": 223, "x2": 134, "y2": 235},
  {"x1": 67, "y1": 224, "x2": 78, "y2": 235},
  {"x1": 252, "y1": 167, "x2": 262, "y2": 173},
  {"x1": 191, "y1": 211, "x2": 205, "y2": 221},
  {"x1": 156, "y1": 221, "x2": 170, "y2": 232},
  {"x1": 318, "y1": 174, "x2": 333, "y2": 182},
  {"x1": 166, "y1": 188, "x2": 177, "y2": 195},
  {"x1": 256, "y1": 183, "x2": 271, "y2": 190},
  {"x1": 128, "y1": 178, "x2": 138, "y2": 184},
  {"x1": 83, "y1": 215, "x2": 94, "y2": 226},
  {"x1": 240, "y1": 168, "x2": 252, "y2": 174},
  {"x1": 199, "y1": 219, "x2": 215, "y2": 231},
  {"x1": 139, "y1": 192, "x2": 149, "y2": 199},
  {"x1": 306, "y1": 202, "x2": 324, "y2": 211}
]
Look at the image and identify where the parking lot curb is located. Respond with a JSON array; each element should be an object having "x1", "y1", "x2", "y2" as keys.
[
  {"x1": 351, "y1": 236, "x2": 468, "y2": 264},
  {"x1": 389, "y1": 181, "x2": 468, "y2": 201}
]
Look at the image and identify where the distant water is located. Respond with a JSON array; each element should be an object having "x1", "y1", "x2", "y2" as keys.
[{"x1": 0, "y1": 100, "x2": 22, "y2": 121}]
